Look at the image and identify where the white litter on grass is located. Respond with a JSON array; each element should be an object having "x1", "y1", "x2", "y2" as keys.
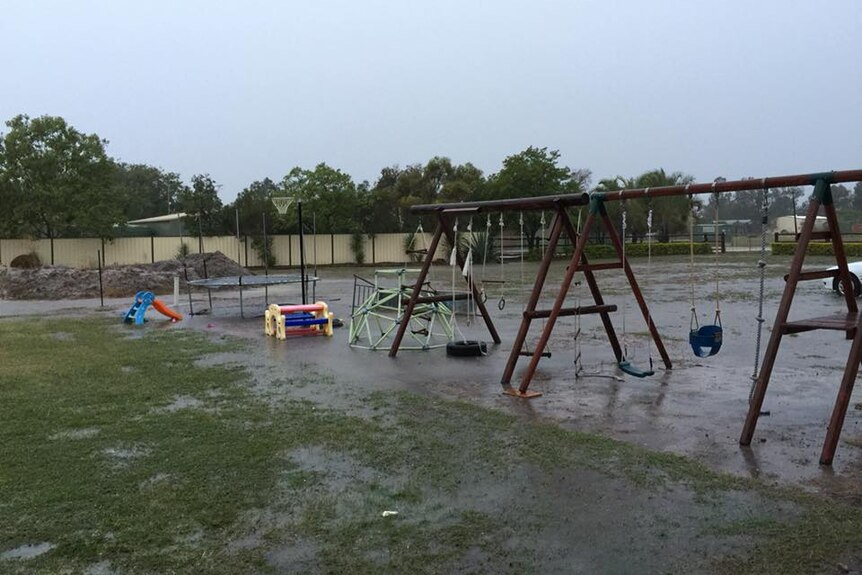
[{"x1": 381, "y1": 510, "x2": 399, "y2": 517}]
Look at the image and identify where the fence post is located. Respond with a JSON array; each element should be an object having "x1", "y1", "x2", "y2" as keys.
[
  {"x1": 372, "y1": 234, "x2": 376, "y2": 263},
  {"x1": 720, "y1": 231, "x2": 726, "y2": 253},
  {"x1": 97, "y1": 249, "x2": 104, "y2": 307},
  {"x1": 331, "y1": 233, "x2": 334, "y2": 265},
  {"x1": 151, "y1": 234, "x2": 155, "y2": 263}
]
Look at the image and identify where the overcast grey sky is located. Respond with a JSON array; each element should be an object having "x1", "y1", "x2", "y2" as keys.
[{"x1": 1, "y1": 1, "x2": 860, "y2": 202}]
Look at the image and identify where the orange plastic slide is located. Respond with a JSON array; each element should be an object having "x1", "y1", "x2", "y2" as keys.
[{"x1": 151, "y1": 299, "x2": 183, "y2": 322}]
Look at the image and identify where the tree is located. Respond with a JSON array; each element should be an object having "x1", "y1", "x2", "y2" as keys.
[
  {"x1": 597, "y1": 169, "x2": 695, "y2": 242},
  {"x1": 0, "y1": 114, "x2": 119, "y2": 242},
  {"x1": 364, "y1": 158, "x2": 487, "y2": 234},
  {"x1": 232, "y1": 178, "x2": 279, "y2": 234},
  {"x1": 112, "y1": 163, "x2": 188, "y2": 221},
  {"x1": 178, "y1": 174, "x2": 225, "y2": 237},
  {"x1": 228, "y1": 178, "x2": 280, "y2": 265},
  {"x1": 488, "y1": 147, "x2": 590, "y2": 249},
  {"x1": 280, "y1": 163, "x2": 358, "y2": 234},
  {"x1": 853, "y1": 182, "x2": 862, "y2": 211},
  {"x1": 832, "y1": 184, "x2": 852, "y2": 210}
]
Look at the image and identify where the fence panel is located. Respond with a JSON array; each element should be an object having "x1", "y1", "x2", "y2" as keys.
[
  {"x1": 373, "y1": 233, "x2": 408, "y2": 264},
  {"x1": 103, "y1": 237, "x2": 149, "y2": 266},
  {"x1": 0, "y1": 239, "x2": 39, "y2": 265},
  {"x1": 1, "y1": 233, "x2": 430, "y2": 268}
]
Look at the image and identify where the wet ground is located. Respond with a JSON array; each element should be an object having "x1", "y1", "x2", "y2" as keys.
[{"x1": 3, "y1": 253, "x2": 861, "y2": 497}]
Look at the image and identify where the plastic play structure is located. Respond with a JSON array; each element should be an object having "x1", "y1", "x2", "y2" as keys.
[
  {"x1": 264, "y1": 302, "x2": 334, "y2": 340},
  {"x1": 402, "y1": 169, "x2": 862, "y2": 465},
  {"x1": 123, "y1": 291, "x2": 183, "y2": 324},
  {"x1": 348, "y1": 269, "x2": 456, "y2": 351}
]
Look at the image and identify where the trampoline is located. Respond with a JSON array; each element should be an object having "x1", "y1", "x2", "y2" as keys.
[{"x1": 186, "y1": 274, "x2": 318, "y2": 317}]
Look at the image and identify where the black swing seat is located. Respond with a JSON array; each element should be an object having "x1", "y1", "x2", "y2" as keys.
[
  {"x1": 618, "y1": 360, "x2": 654, "y2": 378},
  {"x1": 689, "y1": 325, "x2": 723, "y2": 358}
]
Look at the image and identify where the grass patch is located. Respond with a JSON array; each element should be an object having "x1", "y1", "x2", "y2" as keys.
[{"x1": 1, "y1": 318, "x2": 861, "y2": 574}]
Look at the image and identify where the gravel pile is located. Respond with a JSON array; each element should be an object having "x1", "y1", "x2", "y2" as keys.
[{"x1": 0, "y1": 252, "x2": 251, "y2": 300}]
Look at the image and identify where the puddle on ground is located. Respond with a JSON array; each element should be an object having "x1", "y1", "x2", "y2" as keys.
[
  {"x1": 286, "y1": 446, "x2": 382, "y2": 490},
  {"x1": 152, "y1": 395, "x2": 204, "y2": 413},
  {"x1": 102, "y1": 444, "x2": 151, "y2": 464},
  {"x1": 265, "y1": 538, "x2": 321, "y2": 572},
  {"x1": 85, "y1": 560, "x2": 119, "y2": 575},
  {"x1": 1, "y1": 542, "x2": 56, "y2": 560}
]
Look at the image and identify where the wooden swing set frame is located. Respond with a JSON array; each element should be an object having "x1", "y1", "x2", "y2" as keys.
[{"x1": 396, "y1": 169, "x2": 862, "y2": 465}]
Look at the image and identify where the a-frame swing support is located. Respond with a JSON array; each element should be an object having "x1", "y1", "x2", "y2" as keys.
[
  {"x1": 401, "y1": 169, "x2": 862, "y2": 465},
  {"x1": 500, "y1": 197, "x2": 671, "y2": 397},
  {"x1": 740, "y1": 176, "x2": 861, "y2": 465}
]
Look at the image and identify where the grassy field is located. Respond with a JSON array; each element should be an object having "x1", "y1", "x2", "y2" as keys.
[{"x1": 1, "y1": 318, "x2": 860, "y2": 574}]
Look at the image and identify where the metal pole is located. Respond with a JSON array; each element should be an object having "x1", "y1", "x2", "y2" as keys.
[
  {"x1": 298, "y1": 200, "x2": 307, "y2": 305},
  {"x1": 263, "y1": 212, "x2": 269, "y2": 304},
  {"x1": 236, "y1": 208, "x2": 241, "y2": 265},
  {"x1": 198, "y1": 214, "x2": 204, "y2": 254},
  {"x1": 792, "y1": 188, "x2": 799, "y2": 236},
  {"x1": 97, "y1": 250, "x2": 104, "y2": 307}
]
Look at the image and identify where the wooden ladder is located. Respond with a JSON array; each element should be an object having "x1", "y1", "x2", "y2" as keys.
[{"x1": 741, "y1": 178, "x2": 861, "y2": 465}]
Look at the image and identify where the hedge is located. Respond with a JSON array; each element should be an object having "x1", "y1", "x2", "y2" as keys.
[
  {"x1": 771, "y1": 243, "x2": 862, "y2": 256},
  {"x1": 532, "y1": 242, "x2": 711, "y2": 260}
]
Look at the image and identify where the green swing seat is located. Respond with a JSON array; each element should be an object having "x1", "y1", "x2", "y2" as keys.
[{"x1": 618, "y1": 360, "x2": 654, "y2": 378}]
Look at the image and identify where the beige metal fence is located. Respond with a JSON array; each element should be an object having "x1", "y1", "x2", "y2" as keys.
[{"x1": 0, "y1": 232, "x2": 443, "y2": 269}]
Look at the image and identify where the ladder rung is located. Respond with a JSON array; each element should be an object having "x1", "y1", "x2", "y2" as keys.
[
  {"x1": 527, "y1": 304, "x2": 617, "y2": 319},
  {"x1": 797, "y1": 231, "x2": 832, "y2": 240},
  {"x1": 406, "y1": 293, "x2": 471, "y2": 304},
  {"x1": 578, "y1": 262, "x2": 623, "y2": 272}
]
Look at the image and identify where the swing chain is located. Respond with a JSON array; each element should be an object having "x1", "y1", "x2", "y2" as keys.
[
  {"x1": 498, "y1": 213, "x2": 506, "y2": 310},
  {"x1": 750, "y1": 183, "x2": 770, "y2": 398}
]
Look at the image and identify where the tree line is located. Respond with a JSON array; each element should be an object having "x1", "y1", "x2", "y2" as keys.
[{"x1": 3, "y1": 114, "x2": 860, "y2": 249}]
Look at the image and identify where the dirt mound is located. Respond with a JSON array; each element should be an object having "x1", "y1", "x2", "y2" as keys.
[{"x1": 0, "y1": 251, "x2": 252, "y2": 300}]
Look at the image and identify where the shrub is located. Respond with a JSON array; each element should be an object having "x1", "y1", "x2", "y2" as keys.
[
  {"x1": 580, "y1": 242, "x2": 711, "y2": 259},
  {"x1": 403, "y1": 230, "x2": 424, "y2": 262},
  {"x1": 10, "y1": 252, "x2": 41, "y2": 268},
  {"x1": 351, "y1": 232, "x2": 366, "y2": 264},
  {"x1": 771, "y1": 242, "x2": 862, "y2": 256},
  {"x1": 175, "y1": 242, "x2": 190, "y2": 260},
  {"x1": 251, "y1": 236, "x2": 276, "y2": 268}
]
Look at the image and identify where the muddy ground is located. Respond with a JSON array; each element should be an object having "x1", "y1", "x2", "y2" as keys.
[
  {"x1": 4, "y1": 253, "x2": 860, "y2": 497},
  {"x1": 4, "y1": 253, "x2": 862, "y2": 572}
]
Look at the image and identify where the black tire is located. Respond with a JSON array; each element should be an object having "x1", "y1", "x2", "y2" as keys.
[
  {"x1": 833, "y1": 274, "x2": 862, "y2": 298},
  {"x1": 446, "y1": 340, "x2": 487, "y2": 357}
]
